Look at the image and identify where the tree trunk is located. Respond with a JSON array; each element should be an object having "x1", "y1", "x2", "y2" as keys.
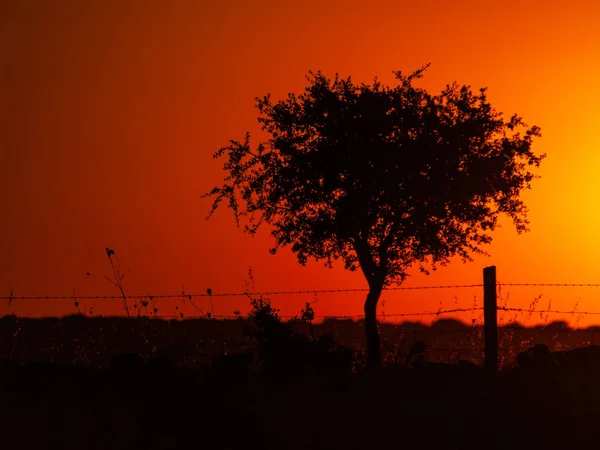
[{"x1": 364, "y1": 284, "x2": 383, "y2": 368}]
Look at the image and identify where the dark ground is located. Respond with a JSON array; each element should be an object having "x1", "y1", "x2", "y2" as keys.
[
  {"x1": 3, "y1": 347, "x2": 600, "y2": 449},
  {"x1": 2, "y1": 316, "x2": 600, "y2": 449}
]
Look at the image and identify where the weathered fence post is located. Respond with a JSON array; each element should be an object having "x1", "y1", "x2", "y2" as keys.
[{"x1": 483, "y1": 266, "x2": 498, "y2": 372}]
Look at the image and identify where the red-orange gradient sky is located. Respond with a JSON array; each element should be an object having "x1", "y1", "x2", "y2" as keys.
[{"x1": 2, "y1": 1, "x2": 600, "y2": 326}]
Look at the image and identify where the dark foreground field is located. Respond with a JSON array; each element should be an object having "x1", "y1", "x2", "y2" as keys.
[
  {"x1": 3, "y1": 348, "x2": 600, "y2": 450},
  {"x1": 2, "y1": 316, "x2": 600, "y2": 449}
]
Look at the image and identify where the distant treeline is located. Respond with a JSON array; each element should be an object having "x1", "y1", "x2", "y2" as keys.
[{"x1": 1, "y1": 314, "x2": 598, "y2": 368}]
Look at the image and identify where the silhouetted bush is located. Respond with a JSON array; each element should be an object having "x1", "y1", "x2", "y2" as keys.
[{"x1": 245, "y1": 296, "x2": 354, "y2": 383}]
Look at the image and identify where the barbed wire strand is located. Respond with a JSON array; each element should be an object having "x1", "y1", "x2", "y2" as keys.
[
  {"x1": 6, "y1": 282, "x2": 600, "y2": 323},
  {"x1": 6, "y1": 305, "x2": 600, "y2": 319},
  {"x1": 0, "y1": 284, "x2": 483, "y2": 301},
  {"x1": 499, "y1": 307, "x2": 600, "y2": 316},
  {"x1": 7, "y1": 280, "x2": 600, "y2": 302},
  {"x1": 498, "y1": 283, "x2": 600, "y2": 287},
  {"x1": 56, "y1": 306, "x2": 480, "y2": 321}
]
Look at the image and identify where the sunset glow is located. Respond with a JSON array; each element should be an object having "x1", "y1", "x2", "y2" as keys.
[{"x1": 2, "y1": 1, "x2": 600, "y2": 326}]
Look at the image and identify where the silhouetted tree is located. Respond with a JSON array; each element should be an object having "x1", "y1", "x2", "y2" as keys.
[{"x1": 204, "y1": 65, "x2": 544, "y2": 367}]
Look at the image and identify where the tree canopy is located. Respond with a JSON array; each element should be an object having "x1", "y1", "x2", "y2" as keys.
[{"x1": 204, "y1": 65, "x2": 544, "y2": 366}]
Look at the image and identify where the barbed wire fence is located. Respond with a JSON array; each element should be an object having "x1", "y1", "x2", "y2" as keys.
[
  {"x1": 2, "y1": 282, "x2": 600, "y2": 321},
  {"x1": 4, "y1": 269, "x2": 600, "y2": 367}
]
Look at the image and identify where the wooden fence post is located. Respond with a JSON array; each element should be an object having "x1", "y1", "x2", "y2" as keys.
[{"x1": 483, "y1": 266, "x2": 498, "y2": 372}]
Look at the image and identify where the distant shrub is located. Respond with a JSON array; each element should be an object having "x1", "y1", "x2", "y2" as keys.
[
  {"x1": 429, "y1": 318, "x2": 469, "y2": 332},
  {"x1": 544, "y1": 321, "x2": 570, "y2": 332}
]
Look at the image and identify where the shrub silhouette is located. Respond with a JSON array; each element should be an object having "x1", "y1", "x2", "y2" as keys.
[{"x1": 246, "y1": 296, "x2": 353, "y2": 383}]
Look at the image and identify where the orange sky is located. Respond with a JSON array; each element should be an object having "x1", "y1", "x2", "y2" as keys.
[{"x1": 2, "y1": 0, "x2": 600, "y2": 326}]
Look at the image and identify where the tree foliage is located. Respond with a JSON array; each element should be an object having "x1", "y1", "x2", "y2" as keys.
[{"x1": 205, "y1": 65, "x2": 543, "y2": 286}]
